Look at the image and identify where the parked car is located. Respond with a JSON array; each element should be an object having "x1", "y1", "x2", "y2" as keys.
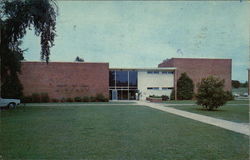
[
  {"x1": 233, "y1": 93, "x2": 239, "y2": 97},
  {"x1": 0, "y1": 97, "x2": 20, "y2": 108},
  {"x1": 242, "y1": 93, "x2": 249, "y2": 97}
]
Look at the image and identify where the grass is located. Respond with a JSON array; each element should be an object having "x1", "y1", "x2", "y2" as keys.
[
  {"x1": 0, "y1": 104, "x2": 249, "y2": 159},
  {"x1": 168, "y1": 104, "x2": 249, "y2": 123}
]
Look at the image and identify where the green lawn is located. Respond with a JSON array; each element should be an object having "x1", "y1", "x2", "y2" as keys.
[
  {"x1": 168, "y1": 104, "x2": 249, "y2": 123},
  {"x1": 0, "y1": 104, "x2": 249, "y2": 159}
]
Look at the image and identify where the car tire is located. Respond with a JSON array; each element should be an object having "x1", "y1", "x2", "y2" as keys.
[{"x1": 8, "y1": 103, "x2": 16, "y2": 109}]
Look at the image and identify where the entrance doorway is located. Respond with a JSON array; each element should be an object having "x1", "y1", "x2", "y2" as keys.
[{"x1": 111, "y1": 90, "x2": 118, "y2": 100}]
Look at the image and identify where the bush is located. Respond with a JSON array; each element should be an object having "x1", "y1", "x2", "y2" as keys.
[
  {"x1": 196, "y1": 76, "x2": 229, "y2": 110},
  {"x1": 74, "y1": 97, "x2": 82, "y2": 102},
  {"x1": 40, "y1": 93, "x2": 49, "y2": 102},
  {"x1": 51, "y1": 98, "x2": 59, "y2": 103},
  {"x1": 61, "y1": 98, "x2": 66, "y2": 102},
  {"x1": 96, "y1": 93, "x2": 106, "y2": 102},
  {"x1": 66, "y1": 98, "x2": 73, "y2": 102},
  {"x1": 21, "y1": 96, "x2": 33, "y2": 103},
  {"x1": 177, "y1": 73, "x2": 194, "y2": 100},
  {"x1": 225, "y1": 91, "x2": 234, "y2": 101},
  {"x1": 82, "y1": 96, "x2": 90, "y2": 102},
  {"x1": 90, "y1": 96, "x2": 96, "y2": 102},
  {"x1": 31, "y1": 93, "x2": 41, "y2": 103},
  {"x1": 149, "y1": 95, "x2": 161, "y2": 98},
  {"x1": 170, "y1": 89, "x2": 175, "y2": 100},
  {"x1": 161, "y1": 95, "x2": 169, "y2": 101}
]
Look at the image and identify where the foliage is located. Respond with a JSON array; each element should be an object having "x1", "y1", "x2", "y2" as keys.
[
  {"x1": 75, "y1": 56, "x2": 84, "y2": 62},
  {"x1": 225, "y1": 91, "x2": 234, "y2": 101},
  {"x1": 170, "y1": 89, "x2": 175, "y2": 100},
  {"x1": 21, "y1": 96, "x2": 32, "y2": 103},
  {"x1": 66, "y1": 98, "x2": 73, "y2": 102},
  {"x1": 161, "y1": 95, "x2": 169, "y2": 101},
  {"x1": 177, "y1": 73, "x2": 194, "y2": 100},
  {"x1": 51, "y1": 98, "x2": 59, "y2": 103},
  {"x1": 90, "y1": 96, "x2": 96, "y2": 102},
  {"x1": 31, "y1": 93, "x2": 41, "y2": 103},
  {"x1": 0, "y1": 0, "x2": 57, "y2": 98},
  {"x1": 74, "y1": 97, "x2": 81, "y2": 102},
  {"x1": 1, "y1": 74, "x2": 23, "y2": 98},
  {"x1": 196, "y1": 76, "x2": 229, "y2": 110},
  {"x1": 240, "y1": 81, "x2": 248, "y2": 88},
  {"x1": 82, "y1": 96, "x2": 90, "y2": 102},
  {"x1": 232, "y1": 80, "x2": 240, "y2": 88},
  {"x1": 40, "y1": 93, "x2": 49, "y2": 102},
  {"x1": 96, "y1": 93, "x2": 108, "y2": 102}
]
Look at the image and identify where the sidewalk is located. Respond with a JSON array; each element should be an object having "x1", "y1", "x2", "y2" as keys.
[{"x1": 137, "y1": 101, "x2": 250, "y2": 136}]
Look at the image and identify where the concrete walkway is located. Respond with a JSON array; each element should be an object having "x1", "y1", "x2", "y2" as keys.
[{"x1": 137, "y1": 101, "x2": 250, "y2": 136}]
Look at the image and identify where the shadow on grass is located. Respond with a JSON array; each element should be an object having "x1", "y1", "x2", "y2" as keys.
[{"x1": 192, "y1": 107, "x2": 226, "y2": 112}]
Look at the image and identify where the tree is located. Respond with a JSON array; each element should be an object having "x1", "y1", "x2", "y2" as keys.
[
  {"x1": 0, "y1": 0, "x2": 57, "y2": 98},
  {"x1": 75, "y1": 56, "x2": 84, "y2": 62},
  {"x1": 232, "y1": 80, "x2": 240, "y2": 88},
  {"x1": 240, "y1": 81, "x2": 248, "y2": 88},
  {"x1": 177, "y1": 72, "x2": 194, "y2": 100},
  {"x1": 196, "y1": 76, "x2": 230, "y2": 110}
]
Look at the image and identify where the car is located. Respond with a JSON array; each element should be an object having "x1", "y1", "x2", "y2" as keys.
[
  {"x1": 233, "y1": 93, "x2": 239, "y2": 97},
  {"x1": 242, "y1": 93, "x2": 249, "y2": 97},
  {"x1": 0, "y1": 97, "x2": 20, "y2": 108}
]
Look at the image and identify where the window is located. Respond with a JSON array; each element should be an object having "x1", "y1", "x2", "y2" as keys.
[
  {"x1": 147, "y1": 71, "x2": 159, "y2": 74},
  {"x1": 162, "y1": 87, "x2": 173, "y2": 90},
  {"x1": 116, "y1": 71, "x2": 128, "y2": 87},
  {"x1": 109, "y1": 71, "x2": 115, "y2": 86},
  {"x1": 162, "y1": 71, "x2": 174, "y2": 74},
  {"x1": 129, "y1": 71, "x2": 137, "y2": 87},
  {"x1": 147, "y1": 87, "x2": 159, "y2": 90}
]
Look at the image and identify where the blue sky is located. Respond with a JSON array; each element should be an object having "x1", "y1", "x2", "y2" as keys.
[{"x1": 21, "y1": 1, "x2": 249, "y2": 82}]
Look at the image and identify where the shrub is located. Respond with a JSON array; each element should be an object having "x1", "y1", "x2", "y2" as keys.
[
  {"x1": 170, "y1": 89, "x2": 175, "y2": 100},
  {"x1": 21, "y1": 96, "x2": 33, "y2": 103},
  {"x1": 40, "y1": 93, "x2": 50, "y2": 102},
  {"x1": 74, "y1": 97, "x2": 82, "y2": 102},
  {"x1": 90, "y1": 96, "x2": 96, "y2": 102},
  {"x1": 177, "y1": 73, "x2": 194, "y2": 100},
  {"x1": 161, "y1": 95, "x2": 169, "y2": 101},
  {"x1": 61, "y1": 98, "x2": 66, "y2": 102},
  {"x1": 96, "y1": 93, "x2": 106, "y2": 102},
  {"x1": 82, "y1": 96, "x2": 90, "y2": 102},
  {"x1": 51, "y1": 98, "x2": 59, "y2": 103},
  {"x1": 31, "y1": 93, "x2": 41, "y2": 103},
  {"x1": 66, "y1": 98, "x2": 73, "y2": 102},
  {"x1": 196, "y1": 76, "x2": 229, "y2": 110},
  {"x1": 225, "y1": 91, "x2": 234, "y2": 101}
]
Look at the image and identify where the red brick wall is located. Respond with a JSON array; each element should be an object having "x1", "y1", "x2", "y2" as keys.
[
  {"x1": 19, "y1": 62, "x2": 109, "y2": 100},
  {"x1": 159, "y1": 58, "x2": 232, "y2": 92}
]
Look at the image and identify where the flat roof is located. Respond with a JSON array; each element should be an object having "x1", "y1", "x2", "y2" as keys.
[{"x1": 110, "y1": 67, "x2": 176, "y2": 71}]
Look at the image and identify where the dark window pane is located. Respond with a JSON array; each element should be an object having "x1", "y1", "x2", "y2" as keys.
[
  {"x1": 129, "y1": 71, "x2": 137, "y2": 87},
  {"x1": 116, "y1": 71, "x2": 128, "y2": 87},
  {"x1": 109, "y1": 71, "x2": 115, "y2": 87}
]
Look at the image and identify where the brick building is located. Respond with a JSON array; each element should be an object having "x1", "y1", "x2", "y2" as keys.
[
  {"x1": 158, "y1": 58, "x2": 232, "y2": 92},
  {"x1": 19, "y1": 58, "x2": 232, "y2": 101},
  {"x1": 19, "y1": 62, "x2": 109, "y2": 100}
]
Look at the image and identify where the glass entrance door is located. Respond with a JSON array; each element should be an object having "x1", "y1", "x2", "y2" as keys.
[{"x1": 112, "y1": 90, "x2": 118, "y2": 100}]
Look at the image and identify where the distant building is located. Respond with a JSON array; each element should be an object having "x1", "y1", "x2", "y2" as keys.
[
  {"x1": 158, "y1": 58, "x2": 232, "y2": 92},
  {"x1": 19, "y1": 57, "x2": 232, "y2": 101}
]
